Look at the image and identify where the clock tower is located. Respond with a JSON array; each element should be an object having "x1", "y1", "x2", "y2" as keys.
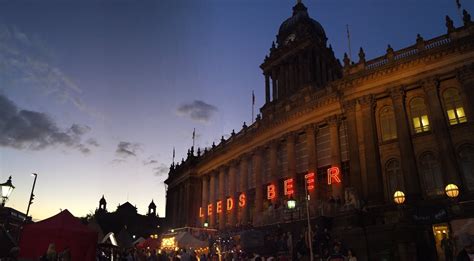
[{"x1": 260, "y1": 1, "x2": 342, "y2": 107}]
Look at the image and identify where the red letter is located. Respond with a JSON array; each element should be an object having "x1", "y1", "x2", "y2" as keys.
[
  {"x1": 216, "y1": 201, "x2": 222, "y2": 213},
  {"x1": 207, "y1": 204, "x2": 213, "y2": 216},
  {"x1": 327, "y1": 167, "x2": 341, "y2": 185},
  {"x1": 199, "y1": 207, "x2": 204, "y2": 218},
  {"x1": 284, "y1": 178, "x2": 294, "y2": 196},
  {"x1": 226, "y1": 197, "x2": 234, "y2": 211},
  {"x1": 238, "y1": 193, "x2": 246, "y2": 207},
  {"x1": 305, "y1": 172, "x2": 315, "y2": 191},
  {"x1": 267, "y1": 184, "x2": 276, "y2": 200}
]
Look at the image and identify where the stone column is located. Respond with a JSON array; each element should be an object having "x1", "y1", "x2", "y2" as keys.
[
  {"x1": 359, "y1": 95, "x2": 384, "y2": 204},
  {"x1": 239, "y1": 156, "x2": 249, "y2": 224},
  {"x1": 457, "y1": 65, "x2": 474, "y2": 120},
  {"x1": 228, "y1": 162, "x2": 237, "y2": 227},
  {"x1": 272, "y1": 70, "x2": 278, "y2": 101},
  {"x1": 390, "y1": 87, "x2": 422, "y2": 200},
  {"x1": 287, "y1": 133, "x2": 297, "y2": 187},
  {"x1": 218, "y1": 167, "x2": 226, "y2": 230},
  {"x1": 422, "y1": 78, "x2": 461, "y2": 185},
  {"x1": 201, "y1": 175, "x2": 209, "y2": 224},
  {"x1": 265, "y1": 74, "x2": 270, "y2": 103},
  {"x1": 253, "y1": 149, "x2": 263, "y2": 223},
  {"x1": 269, "y1": 141, "x2": 278, "y2": 201},
  {"x1": 343, "y1": 99, "x2": 362, "y2": 194},
  {"x1": 328, "y1": 116, "x2": 343, "y2": 200},
  {"x1": 209, "y1": 172, "x2": 216, "y2": 227}
]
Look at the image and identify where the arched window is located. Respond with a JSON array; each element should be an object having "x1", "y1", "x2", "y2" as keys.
[
  {"x1": 459, "y1": 145, "x2": 474, "y2": 191},
  {"x1": 380, "y1": 106, "x2": 397, "y2": 141},
  {"x1": 419, "y1": 152, "x2": 444, "y2": 196},
  {"x1": 410, "y1": 97, "x2": 430, "y2": 133},
  {"x1": 386, "y1": 159, "x2": 403, "y2": 197},
  {"x1": 443, "y1": 88, "x2": 467, "y2": 125}
]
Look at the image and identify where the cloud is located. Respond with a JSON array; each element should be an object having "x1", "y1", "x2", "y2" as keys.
[
  {"x1": 86, "y1": 138, "x2": 99, "y2": 147},
  {"x1": 143, "y1": 159, "x2": 158, "y2": 165},
  {"x1": 153, "y1": 164, "x2": 169, "y2": 176},
  {"x1": 115, "y1": 141, "x2": 141, "y2": 158},
  {"x1": 0, "y1": 94, "x2": 94, "y2": 153},
  {"x1": 0, "y1": 24, "x2": 102, "y2": 119},
  {"x1": 177, "y1": 100, "x2": 218, "y2": 123}
]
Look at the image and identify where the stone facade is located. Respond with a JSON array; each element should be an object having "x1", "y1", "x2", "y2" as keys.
[{"x1": 165, "y1": 3, "x2": 474, "y2": 260}]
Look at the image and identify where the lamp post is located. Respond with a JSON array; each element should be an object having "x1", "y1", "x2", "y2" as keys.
[
  {"x1": 26, "y1": 173, "x2": 38, "y2": 217},
  {"x1": 0, "y1": 176, "x2": 15, "y2": 207}
]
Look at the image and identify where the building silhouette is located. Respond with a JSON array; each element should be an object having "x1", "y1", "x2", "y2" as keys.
[{"x1": 165, "y1": 2, "x2": 474, "y2": 259}]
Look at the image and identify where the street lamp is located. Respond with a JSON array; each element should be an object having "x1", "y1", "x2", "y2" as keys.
[
  {"x1": 445, "y1": 184, "x2": 459, "y2": 199},
  {"x1": 393, "y1": 191, "x2": 406, "y2": 205},
  {"x1": 203, "y1": 221, "x2": 209, "y2": 228},
  {"x1": 26, "y1": 173, "x2": 38, "y2": 217},
  {"x1": 0, "y1": 176, "x2": 15, "y2": 207},
  {"x1": 287, "y1": 197, "x2": 296, "y2": 209}
]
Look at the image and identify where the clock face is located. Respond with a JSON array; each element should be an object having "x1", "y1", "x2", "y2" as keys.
[{"x1": 285, "y1": 34, "x2": 296, "y2": 45}]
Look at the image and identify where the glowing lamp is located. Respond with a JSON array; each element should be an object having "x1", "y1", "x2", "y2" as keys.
[
  {"x1": 0, "y1": 176, "x2": 15, "y2": 207},
  {"x1": 287, "y1": 197, "x2": 296, "y2": 209},
  {"x1": 393, "y1": 191, "x2": 405, "y2": 205},
  {"x1": 203, "y1": 221, "x2": 209, "y2": 228},
  {"x1": 445, "y1": 184, "x2": 459, "y2": 198}
]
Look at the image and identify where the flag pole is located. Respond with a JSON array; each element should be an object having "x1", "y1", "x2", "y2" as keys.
[
  {"x1": 346, "y1": 24, "x2": 352, "y2": 61},
  {"x1": 455, "y1": 0, "x2": 463, "y2": 21},
  {"x1": 252, "y1": 90, "x2": 255, "y2": 123},
  {"x1": 172, "y1": 147, "x2": 175, "y2": 165},
  {"x1": 192, "y1": 128, "x2": 196, "y2": 148}
]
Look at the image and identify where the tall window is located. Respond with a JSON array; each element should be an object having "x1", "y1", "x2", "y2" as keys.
[
  {"x1": 296, "y1": 133, "x2": 308, "y2": 174},
  {"x1": 277, "y1": 142, "x2": 288, "y2": 178},
  {"x1": 410, "y1": 97, "x2": 430, "y2": 133},
  {"x1": 386, "y1": 159, "x2": 403, "y2": 197},
  {"x1": 263, "y1": 148, "x2": 271, "y2": 184},
  {"x1": 380, "y1": 106, "x2": 397, "y2": 141},
  {"x1": 339, "y1": 120, "x2": 349, "y2": 162},
  {"x1": 247, "y1": 158, "x2": 255, "y2": 189},
  {"x1": 459, "y1": 145, "x2": 474, "y2": 191},
  {"x1": 317, "y1": 126, "x2": 331, "y2": 167},
  {"x1": 235, "y1": 164, "x2": 240, "y2": 193},
  {"x1": 419, "y1": 152, "x2": 444, "y2": 196},
  {"x1": 443, "y1": 88, "x2": 467, "y2": 125}
]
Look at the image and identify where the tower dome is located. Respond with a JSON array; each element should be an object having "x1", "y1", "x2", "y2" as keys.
[{"x1": 277, "y1": 2, "x2": 327, "y2": 46}]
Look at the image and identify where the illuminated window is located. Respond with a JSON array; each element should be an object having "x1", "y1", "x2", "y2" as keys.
[
  {"x1": 385, "y1": 159, "x2": 403, "y2": 197},
  {"x1": 419, "y1": 152, "x2": 444, "y2": 196},
  {"x1": 410, "y1": 97, "x2": 430, "y2": 133},
  {"x1": 443, "y1": 88, "x2": 467, "y2": 125},
  {"x1": 459, "y1": 145, "x2": 474, "y2": 191},
  {"x1": 380, "y1": 106, "x2": 397, "y2": 141}
]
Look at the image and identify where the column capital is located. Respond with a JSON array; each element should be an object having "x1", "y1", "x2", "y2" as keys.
[
  {"x1": 421, "y1": 77, "x2": 440, "y2": 92},
  {"x1": 284, "y1": 131, "x2": 297, "y2": 142},
  {"x1": 456, "y1": 64, "x2": 474, "y2": 84},
  {"x1": 304, "y1": 123, "x2": 318, "y2": 133},
  {"x1": 342, "y1": 98, "x2": 358, "y2": 112},
  {"x1": 388, "y1": 86, "x2": 406, "y2": 101},
  {"x1": 358, "y1": 94, "x2": 376, "y2": 109},
  {"x1": 326, "y1": 114, "x2": 341, "y2": 126}
]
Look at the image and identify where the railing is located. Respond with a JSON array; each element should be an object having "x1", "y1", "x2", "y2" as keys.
[{"x1": 363, "y1": 34, "x2": 452, "y2": 71}]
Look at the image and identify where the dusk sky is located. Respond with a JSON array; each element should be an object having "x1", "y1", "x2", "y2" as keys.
[{"x1": 1, "y1": 0, "x2": 473, "y2": 220}]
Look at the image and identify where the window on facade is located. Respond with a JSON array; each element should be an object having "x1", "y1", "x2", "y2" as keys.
[
  {"x1": 224, "y1": 168, "x2": 229, "y2": 197},
  {"x1": 277, "y1": 142, "x2": 288, "y2": 178},
  {"x1": 247, "y1": 158, "x2": 255, "y2": 189},
  {"x1": 317, "y1": 126, "x2": 331, "y2": 167},
  {"x1": 443, "y1": 88, "x2": 467, "y2": 125},
  {"x1": 419, "y1": 152, "x2": 444, "y2": 196},
  {"x1": 410, "y1": 97, "x2": 430, "y2": 133},
  {"x1": 459, "y1": 145, "x2": 474, "y2": 191},
  {"x1": 385, "y1": 159, "x2": 403, "y2": 197},
  {"x1": 296, "y1": 133, "x2": 308, "y2": 174},
  {"x1": 263, "y1": 148, "x2": 271, "y2": 184},
  {"x1": 235, "y1": 165, "x2": 240, "y2": 193},
  {"x1": 380, "y1": 106, "x2": 397, "y2": 141},
  {"x1": 339, "y1": 120, "x2": 349, "y2": 162}
]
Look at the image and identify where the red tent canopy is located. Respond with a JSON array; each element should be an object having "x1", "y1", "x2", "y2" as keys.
[
  {"x1": 19, "y1": 209, "x2": 97, "y2": 261},
  {"x1": 136, "y1": 238, "x2": 160, "y2": 249}
]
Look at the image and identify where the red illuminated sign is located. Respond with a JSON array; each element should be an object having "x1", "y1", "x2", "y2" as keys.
[
  {"x1": 216, "y1": 200, "x2": 223, "y2": 213},
  {"x1": 305, "y1": 172, "x2": 315, "y2": 190},
  {"x1": 239, "y1": 193, "x2": 246, "y2": 207},
  {"x1": 267, "y1": 184, "x2": 276, "y2": 200},
  {"x1": 207, "y1": 204, "x2": 213, "y2": 216},
  {"x1": 284, "y1": 178, "x2": 294, "y2": 196},
  {"x1": 226, "y1": 198, "x2": 234, "y2": 211},
  {"x1": 327, "y1": 167, "x2": 341, "y2": 185},
  {"x1": 199, "y1": 207, "x2": 204, "y2": 218}
]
